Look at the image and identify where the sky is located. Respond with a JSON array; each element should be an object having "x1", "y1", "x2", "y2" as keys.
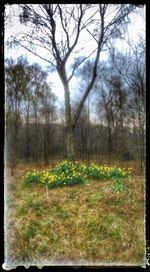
[{"x1": 4, "y1": 4, "x2": 145, "y2": 102}]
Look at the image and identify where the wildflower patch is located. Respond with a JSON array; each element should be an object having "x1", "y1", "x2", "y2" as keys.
[{"x1": 22, "y1": 160, "x2": 132, "y2": 189}]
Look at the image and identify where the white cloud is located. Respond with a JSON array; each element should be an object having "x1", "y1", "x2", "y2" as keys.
[{"x1": 48, "y1": 72, "x2": 64, "y2": 100}]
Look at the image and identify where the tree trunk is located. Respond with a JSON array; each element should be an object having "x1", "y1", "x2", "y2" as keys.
[
  {"x1": 61, "y1": 77, "x2": 76, "y2": 160},
  {"x1": 25, "y1": 101, "x2": 30, "y2": 161},
  {"x1": 66, "y1": 125, "x2": 75, "y2": 161},
  {"x1": 108, "y1": 126, "x2": 112, "y2": 155}
]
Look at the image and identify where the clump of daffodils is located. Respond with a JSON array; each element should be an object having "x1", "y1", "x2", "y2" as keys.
[{"x1": 22, "y1": 160, "x2": 132, "y2": 189}]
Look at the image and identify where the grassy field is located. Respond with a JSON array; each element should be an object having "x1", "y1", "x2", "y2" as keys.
[{"x1": 4, "y1": 161, "x2": 146, "y2": 267}]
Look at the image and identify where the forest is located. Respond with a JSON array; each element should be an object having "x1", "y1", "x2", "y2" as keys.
[
  {"x1": 6, "y1": 39, "x2": 145, "y2": 171},
  {"x1": 4, "y1": 4, "x2": 146, "y2": 268}
]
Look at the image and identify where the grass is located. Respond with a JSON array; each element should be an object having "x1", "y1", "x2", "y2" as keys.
[{"x1": 4, "y1": 161, "x2": 146, "y2": 266}]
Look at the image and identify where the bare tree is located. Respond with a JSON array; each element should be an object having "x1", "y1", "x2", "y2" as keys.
[
  {"x1": 7, "y1": 4, "x2": 137, "y2": 159},
  {"x1": 5, "y1": 58, "x2": 27, "y2": 174},
  {"x1": 108, "y1": 38, "x2": 145, "y2": 167}
]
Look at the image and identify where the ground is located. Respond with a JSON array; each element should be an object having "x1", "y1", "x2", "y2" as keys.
[{"x1": 4, "y1": 160, "x2": 146, "y2": 267}]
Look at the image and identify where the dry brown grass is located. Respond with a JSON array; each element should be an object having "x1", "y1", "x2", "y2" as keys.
[{"x1": 4, "y1": 161, "x2": 146, "y2": 267}]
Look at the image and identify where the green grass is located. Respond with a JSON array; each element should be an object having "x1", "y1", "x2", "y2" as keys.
[{"x1": 5, "y1": 164, "x2": 145, "y2": 266}]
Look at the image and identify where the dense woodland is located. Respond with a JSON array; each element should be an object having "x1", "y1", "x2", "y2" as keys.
[{"x1": 5, "y1": 4, "x2": 145, "y2": 172}]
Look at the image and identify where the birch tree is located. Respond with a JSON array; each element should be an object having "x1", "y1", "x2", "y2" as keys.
[{"x1": 7, "y1": 4, "x2": 137, "y2": 159}]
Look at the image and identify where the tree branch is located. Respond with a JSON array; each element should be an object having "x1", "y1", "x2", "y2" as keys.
[
  {"x1": 63, "y1": 4, "x2": 84, "y2": 64},
  {"x1": 44, "y1": 4, "x2": 62, "y2": 66},
  {"x1": 68, "y1": 48, "x2": 97, "y2": 83},
  {"x1": 72, "y1": 4, "x2": 105, "y2": 128},
  {"x1": 13, "y1": 38, "x2": 56, "y2": 68},
  {"x1": 58, "y1": 5, "x2": 70, "y2": 50}
]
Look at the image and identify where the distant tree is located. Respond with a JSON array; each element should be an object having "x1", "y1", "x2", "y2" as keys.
[
  {"x1": 39, "y1": 86, "x2": 57, "y2": 164},
  {"x1": 5, "y1": 57, "x2": 29, "y2": 174},
  {"x1": 108, "y1": 38, "x2": 145, "y2": 166},
  {"x1": 5, "y1": 58, "x2": 57, "y2": 171}
]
